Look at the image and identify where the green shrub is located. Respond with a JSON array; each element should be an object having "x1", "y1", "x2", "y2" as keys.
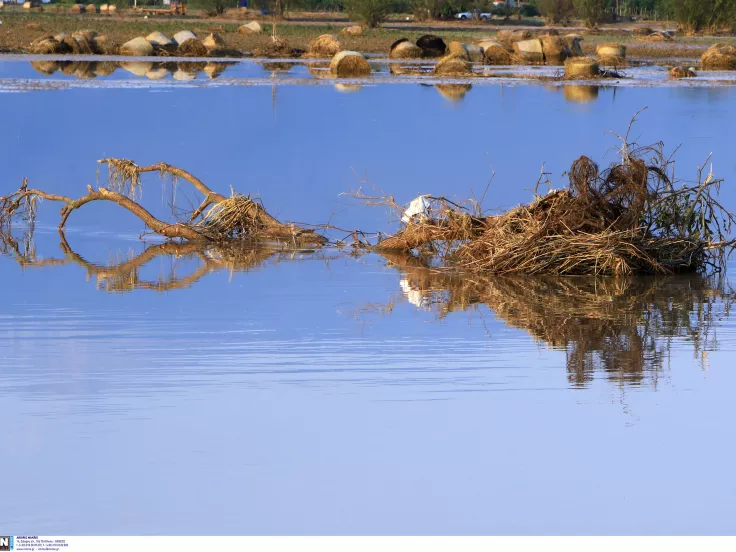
[{"x1": 344, "y1": 0, "x2": 392, "y2": 26}]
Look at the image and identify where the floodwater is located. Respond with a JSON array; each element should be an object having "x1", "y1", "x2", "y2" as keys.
[{"x1": 2, "y1": 57, "x2": 736, "y2": 536}]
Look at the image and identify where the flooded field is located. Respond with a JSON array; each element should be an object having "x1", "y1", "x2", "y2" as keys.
[{"x1": 2, "y1": 57, "x2": 736, "y2": 535}]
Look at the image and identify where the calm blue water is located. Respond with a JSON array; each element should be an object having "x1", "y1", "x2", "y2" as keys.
[{"x1": 1, "y1": 59, "x2": 736, "y2": 535}]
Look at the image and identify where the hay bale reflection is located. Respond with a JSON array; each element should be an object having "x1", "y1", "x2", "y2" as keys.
[
  {"x1": 436, "y1": 84, "x2": 472, "y2": 102},
  {"x1": 563, "y1": 84, "x2": 599, "y2": 103}
]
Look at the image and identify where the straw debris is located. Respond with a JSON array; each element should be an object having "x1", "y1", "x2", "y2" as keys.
[{"x1": 362, "y1": 115, "x2": 736, "y2": 276}]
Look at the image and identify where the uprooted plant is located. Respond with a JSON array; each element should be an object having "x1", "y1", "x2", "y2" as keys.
[
  {"x1": 0, "y1": 158, "x2": 326, "y2": 246},
  {"x1": 354, "y1": 113, "x2": 736, "y2": 276}
]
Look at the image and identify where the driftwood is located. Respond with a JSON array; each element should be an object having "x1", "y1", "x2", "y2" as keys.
[{"x1": 0, "y1": 159, "x2": 326, "y2": 246}]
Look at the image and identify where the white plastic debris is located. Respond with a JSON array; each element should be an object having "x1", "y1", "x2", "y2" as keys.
[{"x1": 401, "y1": 195, "x2": 431, "y2": 224}]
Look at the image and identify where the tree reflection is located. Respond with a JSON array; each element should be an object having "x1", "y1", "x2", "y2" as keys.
[
  {"x1": 0, "y1": 230, "x2": 326, "y2": 293},
  {"x1": 382, "y1": 251, "x2": 733, "y2": 387}
]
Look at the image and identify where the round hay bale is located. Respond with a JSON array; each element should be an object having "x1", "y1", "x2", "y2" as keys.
[
  {"x1": 447, "y1": 41, "x2": 470, "y2": 60},
  {"x1": 74, "y1": 29, "x2": 97, "y2": 41},
  {"x1": 177, "y1": 38, "x2": 209, "y2": 57},
  {"x1": 121, "y1": 61, "x2": 153, "y2": 76},
  {"x1": 94, "y1": 35, "x2": 118, "y2": 55},
  {"x1": 513, "y1": 38, "x2": 544, "y2": 63},
  {"x1": 173, "y1": 30, "x2": 198, "y2": 45},
  {"x1": 120, "y1": 36, "x2": 154, "y2": 56},
  {"x1": 68, "y1": 3, "x2": 83, "y2": 13},
  {"x1": 30, "y1": 60, "x2": 60, "y2": 75},
  {"x1": 340, "y1": 25, "x2": 363, "y2": 37},
  {"x1": 496, "y1": 29, "x2": 514, "y2": 43},
  {"x1": 434, "y1": 54, "x2": 473, "y2": 76},
  {"x1": 511, "y1": 30, "x2": 533, "y2": 42},
  {"x1": 478, "y1": 40, "x2": 511, "y2": 65},
  {"x1": 541, "y1": 36, "x2": 571, "y2": 64},
  {"x1": 30, "y1": 37, "x2": 63, "y2": 54},
  {"x1": 390, "y1": 39, "x2": 422, "y2": 59},
  {"x1": 22, "y1": 1, "x2": 31, "y2": 7},
  {"x1": 329, "y1": 50, "x2": 371, "y2": 77},
  {"x1": 416, "y1": 34, "x2": 446, "y2": 57},
  {"x1": 436, "y1": 84, "x2": 472, "y2": 102},
  {"x1": 464, "y1": 43, "x2": 484, "y2": 62},
  {"x1": 61, "y1": 36, "x2": 83, "y2": 54},
  {"x1": 309, "y1": 34, "x2": 341, "y2": 57},
  {"x1": 563, "y1": 84, "x2": 599, "y2": 103},
  {"x1": 94, "y1": 61, "x2": 118, "y2": 76},
  {"x1": 99, "y1": 3, "x2": 109, "y2": 12},
  {"x1": 71, "y1": 34, "x2": 98, "y2": 54},
  {"x1": 701, "y1": 43, "x2": 736, "y2": 70},
  {"x1": 107, "y1": 4, "x2": 116, "y2": 12},
  {"x1": 85, "y1": 4, "x2": 97, "y2": 13},
  {"x1": 146, "y1": 31, "x2": 174, "y2": 48},
  {"x1": 564, "y1": 56, "x2": 600, "y2": 79},
  {"x1": 238, "y1": 21, "x2": 262, "y2": 35},
  {"x1": 596, "y1": 43, "x2": 626, "y2": 64},
  {"x1": 146, "y1": 66, "x2": 170, "y2": 80},
  {"x1": 669, "y1": 65, "x2": 696, "y2": 79},
  {"x1": 203, "y1": 32, "x2": 225, "y2": 50}
]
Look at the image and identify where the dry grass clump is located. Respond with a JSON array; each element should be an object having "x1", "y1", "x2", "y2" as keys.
[
  {"x1": 367, "y1": 116, "x2": 735, "y2": 276},
  {"x1": 701, "y1": 43, "x2": 736, "y2": 70}
]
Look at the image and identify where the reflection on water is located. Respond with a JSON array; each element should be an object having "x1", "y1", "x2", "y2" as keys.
[
  {"x1": 0, "y1": 230, "x2": 327, "y2": 293},
  {"x1": 29, "y1": 59, "x2": 236, "y2": 81},
  {"x1": 436, "y1": 84, "x2": 473, "y2": 102},
  {"x1": 2, "y1": 230, "x2": 732, "y2": 389},
  {"x1": 563, "y1": 84, "x2": 600, "y2": 103},
  {"x1": 384, "y1": 252, "x2": 733, "y2": 388}
]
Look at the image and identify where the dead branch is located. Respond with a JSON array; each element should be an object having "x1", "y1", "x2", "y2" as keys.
[{"x1": 2, "y1": 159, "x2": 327, "y2": 246}]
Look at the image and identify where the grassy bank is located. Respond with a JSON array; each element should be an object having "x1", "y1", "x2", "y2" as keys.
[{"x1": 0, "y1": 11, "x2": 730, "y2": 58}]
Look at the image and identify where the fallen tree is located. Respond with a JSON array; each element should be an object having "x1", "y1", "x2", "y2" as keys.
[{"x1": 0, "y1": 158, "x2": 326, "y2": 246}]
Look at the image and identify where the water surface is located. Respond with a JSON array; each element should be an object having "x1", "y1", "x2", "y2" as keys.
[{"x1": 1, "y1": 60, "x2": 736, "y2": 535}]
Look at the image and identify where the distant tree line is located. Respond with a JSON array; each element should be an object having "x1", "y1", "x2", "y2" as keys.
[
  {"x1": 191, "y1": 0, "x2": 736, "y2": 31},
  {"x1": 536, "y1": 0, "x2": 736, "y2": 30}
]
